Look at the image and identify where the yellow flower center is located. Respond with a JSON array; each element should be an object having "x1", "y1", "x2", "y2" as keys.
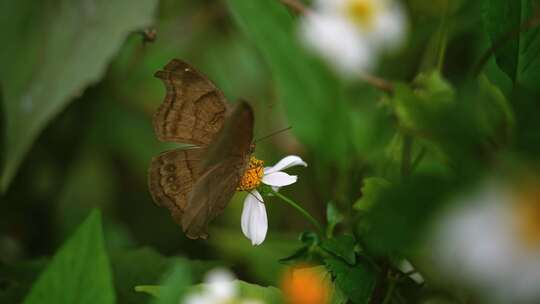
[
  {"x1": 237, "y1": 156, "x2": 264, "y2": 191},
  {"x1": 345, "y1": 0, "x2": 379, "y2": 29},
  {"x1": 514, "y1": 185, "x2": 540, "y2": 249}
]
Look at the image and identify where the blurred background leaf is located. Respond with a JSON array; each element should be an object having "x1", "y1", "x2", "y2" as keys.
[
  {"x1": 23, "y1": 210, "x2": 114, "y2": 304},
  {"x1": 111, "y1": 248, "x2": 220, "y2": 304},
  {"x1": 226, "y1": 0, "x2": 353, "y2": 170},
  {"x1": 482, "y1": 0, "x2": 540, "y2": 92},
  {"x1": 0, "y1": 0, "x2": 157, "y2": 191}
]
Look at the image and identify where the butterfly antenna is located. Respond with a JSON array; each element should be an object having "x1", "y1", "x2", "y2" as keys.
[{"x1": 254, "y1": 126, "x2": 292, "y2": 143}]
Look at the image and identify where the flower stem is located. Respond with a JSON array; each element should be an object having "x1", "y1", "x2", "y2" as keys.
[
  {"x1": 382, "y1": 278, "x2": 397, "y2": 304},
  {"x1": 270, "y1": 190, "x2": 324, "y2": 236}
]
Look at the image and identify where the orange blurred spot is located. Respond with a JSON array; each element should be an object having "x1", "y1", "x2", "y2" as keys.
[
  {"x1": 281, "y1": 265, "x2": 330, "y2": 304},
  {"x1": 515, "y1": 184, "x2": 540, "y2": 248}
]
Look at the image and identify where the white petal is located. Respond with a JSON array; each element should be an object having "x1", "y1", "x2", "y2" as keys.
[
  {"x1": 241, "y1": 191, "x2": 268, "y2": 246},
  {"x1": 184, "y1": 294, "x2": 212, "y2": 304},
  {"x1": 372, "y1": 3, "x2": 407, "y2": 50},
  {"x1": 264, "y1": 155, "x2": 307, "y2": 175},
  {"x1": 262, "y1": 172, "x2": 297, "y2": 187},
  {"x1": 399, "y1": 259, "x2": 424, "y2": 284},
  {"x1": 300, "y1": 13, "x2": 375, "y2": 76},
  {"x1": 240, "y1": 300, "x2": 264, "y2": 304},
  {"x1": 312, "y1": 0, "x2": 347, "y2": 11}
]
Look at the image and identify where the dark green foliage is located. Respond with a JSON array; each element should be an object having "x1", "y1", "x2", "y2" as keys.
[
  {"x1": 325, "y1": 258, "x2": 376, "y2": 304},
  {"x1": 482, "y1": 0, "x2": 540, "y2": 92},
  {"x1": 364, "y1": 175, "x2": 457, "y2": 255},
  {"x1": 322, "y1": 235, "x2": 357, "y2": 265},
  {"x1": 23, "y1": 211, "x2": 115, "y2": 304}
]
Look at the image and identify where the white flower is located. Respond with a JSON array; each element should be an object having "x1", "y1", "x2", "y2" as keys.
[
  {"x1": 183, "y1": 268, "x2": 263, "y2": 304},
  {"x1": 300, "y1": 0, "x2": 407, "y2": 76},
  {"x1": 431, "y1": 181, "x2": 540, "y2": 303},
  {"x1": 241, "y1": 155, "x2": 307, "y2": 246}
]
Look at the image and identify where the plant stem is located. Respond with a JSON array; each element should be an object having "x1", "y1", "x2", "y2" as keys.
[
  {"x1": 271, "y1": 190, "x2": 324, "y2": 235},
  {"x1": 436, "y1": 13, "x2": 449, "y2": 72},
  {"x1": 279, "y1": 0, "x2": 307, "y2": 14},
  {"x1": 359, "y1": 73, "x2": 395, "y2": 94},
  {"x1": 382, "y1": 278, "x2": 397, "y2": 304}
]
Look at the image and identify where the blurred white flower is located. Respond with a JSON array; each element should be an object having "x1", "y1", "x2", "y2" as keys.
[
  {"x1": 300, "y1": 0, "x2": 407, "y2": 76},
  {"x1": 240, "y1": 156, "x2": 307, "y2": 246},
  {"x1": 398, "y1": 259, "x2": 424, "y2": 285},
  {"x1": 183, "y1": 268, "x2": 263, "y2": 304},
  {"x1": 431, "y1": 181, "x2": 540, "y2": 303}
]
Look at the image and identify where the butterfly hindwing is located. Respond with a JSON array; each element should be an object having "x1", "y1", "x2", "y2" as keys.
[
  {"x1": 153, "y1": 59, "x2": 229, "y2": 146},
  {"x1": 148, "y1": 148, "x2": 206, "y2": 225}
]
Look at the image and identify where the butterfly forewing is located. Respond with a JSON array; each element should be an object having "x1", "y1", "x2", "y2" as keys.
[
  {"x1": 181, "y1": 101, "x2": 254, "y2": 239},
  {"x1": 153, "y1": 59, "x2": 229, "y2": 146}
]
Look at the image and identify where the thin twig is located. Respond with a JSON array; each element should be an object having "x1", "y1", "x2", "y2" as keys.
[
  {"x1": 359, "y1": 74, "x2": 395, "y2": 93},
  {"x1": 473, "y1": 9, "x2": 540, "y2": 76},
  {"x1": 382, "y1": 278, "x2": 397, "y2": 304},
  {"x1": 278, "y1": 0, "x2": 395, "y2": 94},
  {"x1": 279, "y1": 0, "x2": 307, "y2": 14}
]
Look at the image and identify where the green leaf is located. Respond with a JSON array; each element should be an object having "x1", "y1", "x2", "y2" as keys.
[
  {"x1": 0, "y1": 0, "x2": 157, "y2": 191},
  {"x1": 111, "y1": 247, "x2": 220, "y2": 304},
  {"x1": 226, "y1": 0, "x2": 353, "y2": 168},
  {"x1": 364, "y1": 174, "x2": 457, "y2": 254},
  {"x1": 353, "y1": 177, "x2": 392, "y2": 211},
  {"x1": 152, "y1": 262, "x2": 191, "y2": 304},
  {"x1": 330, "y1": 283, "x2": 348, "y2": 304},
  {"x1": 236, "y1": 281, "x2": 284, "y2": 304},
  {"x1": 326, "y1": 202, "x2": 345, "y2": 237},
  {"x1": 325, "y1": 258, "x2": 376, "y2": 304},
  {"x1": 482, "y1": 0, "x2": 540, "y2": 91},
  {"x1": 138, "y1": 280, "x2": 283, "y2": 304},
  {"x1": 279, "y1": 246, "x2": 310, "y2": 264},
  {"x1": 391, "y1": 72, "x2": 484, "y2": 170},
  {"x1": 134, "y1": 285, "x2": 162, "y2": 298},
  {"x1": 279, "y1": 232, "x2": 321, "y2": 264},
  {"x1": 394, "y1": 71, "x2": 455, "y2": 134},
  {"x1": 299, "y1": 231, "x2": 321, "y2": 246},
  {"x1": 475, "y1": 75, "x2": 515, "y2": 144},
  {"x1": 321, "y1": 235, "x2": 357, "y2": 265},
  {"x1": 23, "y1": 210, "x2": 115, "y2": 304}
]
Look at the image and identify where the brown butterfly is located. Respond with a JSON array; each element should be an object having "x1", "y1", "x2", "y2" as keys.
[{"x1": 148, "y1": 59, "x2": 254, "y2": 239}]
